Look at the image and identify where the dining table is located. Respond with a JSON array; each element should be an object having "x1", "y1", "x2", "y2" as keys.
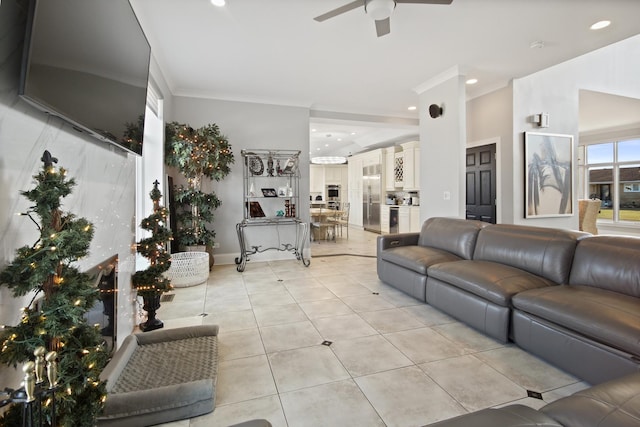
[{"x1": 309, "y1": 208, "x2": 345, "y2": 241}]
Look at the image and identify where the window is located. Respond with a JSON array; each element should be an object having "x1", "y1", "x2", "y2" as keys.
[
  {"x1": 624, "y1": 183, "x2": 640, "y2": 192},
  {"x1": 584, "y1": 138, "x2": 640, "y2": 223}
]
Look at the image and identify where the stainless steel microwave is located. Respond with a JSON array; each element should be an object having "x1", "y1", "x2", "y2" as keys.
[{"x1": 326, "y1": 185, "x2": 340, "y2": 199}]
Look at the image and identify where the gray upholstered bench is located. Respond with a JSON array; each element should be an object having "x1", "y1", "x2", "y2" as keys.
[{"x1": 97, "y1": 325, "x2": 219, "y2": 427}]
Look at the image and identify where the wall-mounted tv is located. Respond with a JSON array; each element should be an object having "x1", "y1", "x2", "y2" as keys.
[{"x1": 20, "y1": 0, "x2": 151, "y2": 156}]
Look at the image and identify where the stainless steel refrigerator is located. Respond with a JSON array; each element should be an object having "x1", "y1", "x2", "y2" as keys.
[{"x1": 362, "y1": 164, "x2": 382, "y2": 233}]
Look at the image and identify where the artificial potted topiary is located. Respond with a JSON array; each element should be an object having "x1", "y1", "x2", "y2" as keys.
[
  {"x1": 164, "y1": 122, "x2": 234, "y2": 265},
  {"x1": 131, "y1": 180, "x2": 172, "y2": 331}
]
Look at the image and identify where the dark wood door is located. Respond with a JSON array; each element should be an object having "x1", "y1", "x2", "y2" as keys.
[{"x1": 466, "y1": 144, "x2": 496, "y2": 223}]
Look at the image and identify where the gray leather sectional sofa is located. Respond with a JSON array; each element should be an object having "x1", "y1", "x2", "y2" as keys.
[
  {"x1": 429, "y1": 371, "x2": 640, "y2": 427},
  {"x1": 377, "y1": 217, "x2": 640, "y2": 385}
]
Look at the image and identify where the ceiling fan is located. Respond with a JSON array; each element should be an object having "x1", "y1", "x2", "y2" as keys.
[{"x1": 314, "y1": 0, "x2": 453, "y2": 37}]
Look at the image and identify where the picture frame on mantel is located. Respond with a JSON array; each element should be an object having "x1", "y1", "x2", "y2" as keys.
[{"x1": 524, "y1": 132, "x2": 574, "y2": 218}]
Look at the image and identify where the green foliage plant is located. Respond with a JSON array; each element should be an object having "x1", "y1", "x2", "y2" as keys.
[{"x1": 165, "y1": 122, "x2": 234, "y2": 248}]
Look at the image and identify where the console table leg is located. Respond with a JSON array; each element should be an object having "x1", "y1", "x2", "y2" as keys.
[{"x1": 235, "y1": 223, "x2": 247, "y2": 272}]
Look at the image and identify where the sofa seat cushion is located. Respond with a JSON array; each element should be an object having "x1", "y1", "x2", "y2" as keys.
[
  {"x1": 380, "y1": 246, "x2": 462, "y2": 275},
  {"x1": 428, "y1": 260, "x2": 555, "y2": 307},
  {"x1": 541, "y1": 372, "x2": 640, "y2": 427},
  {"x1": 111, "y1": 335, "x2": 217, "y2": 393},
  {"x1": 513, "y1": 285, "x2": 640, "y2": 356}
]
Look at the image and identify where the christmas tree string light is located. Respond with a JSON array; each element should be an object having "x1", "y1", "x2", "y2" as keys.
[{"x1": 0, "y1": 151, "x2": 108, "y2": 427}]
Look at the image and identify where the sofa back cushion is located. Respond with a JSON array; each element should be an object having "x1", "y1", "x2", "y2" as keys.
[
  {"x1": 473, "y1": 224, "x2": 585, "y2": 284},
  {"x1": 569, "y1": 235, "x2": 640, "y2": 298},
  {"x1": 417, "y1": 217, "x2": 487, "y2": 260}
]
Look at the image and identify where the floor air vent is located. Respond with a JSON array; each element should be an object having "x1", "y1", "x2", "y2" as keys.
[{"x1": 160, "y1": 293, "x2": 175, "y2": 303}]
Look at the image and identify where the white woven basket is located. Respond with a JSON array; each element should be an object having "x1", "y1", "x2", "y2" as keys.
[{"x1": 165, "y1": 252, "x2": 209, "y2": 287}]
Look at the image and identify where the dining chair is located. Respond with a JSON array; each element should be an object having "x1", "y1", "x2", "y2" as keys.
[
  {"x1": 331, "y1": 202, "x2": 350, "y2": 239},
  {"x1": 578, "y1": 199, "x2": 600, "y2": 234},
  {"x1": 311, "y1": 207, "x2": 337, "y2": 242}
]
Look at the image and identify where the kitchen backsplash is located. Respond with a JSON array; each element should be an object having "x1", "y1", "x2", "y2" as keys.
[{"x1": 386, "y1": 191, "x2": 420, "y2": 205}]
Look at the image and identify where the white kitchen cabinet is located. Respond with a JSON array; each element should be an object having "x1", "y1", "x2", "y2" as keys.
[
  {"x1": 384, "y1": 147, "x2": 399, "y2": 191},
  {"x1": 310, "y1": 164, "x2": 324, "y2": 194},
  {"x1": 401, "y1": 141, "x2": 420, "y2": 191},
  {"x1": 402, "y1": 146, "x2": 415, "y2": 190},
  {"x1": 324, "y1": 165, "x2": 343, "y2": 184},
  {"x1": 398, "y1": 206, "x2": 411, "y2": 233},
  {"x1": 415, "y1": 149, "x2": 420, "y2": 191},
  {"x1": 380, "y1": 205, "x2": 390, "y2": 233},
  {"x1": 410, "y1": 206, "x2": 421, "y2": 232}
]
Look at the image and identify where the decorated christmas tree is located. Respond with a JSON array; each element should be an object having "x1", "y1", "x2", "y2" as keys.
[
  {"x1": 131, "y1": 180, "x2": 173, "y2": 332},
  {"x1": 0, "y1": 151, "x2": 108, "y2": 427}
]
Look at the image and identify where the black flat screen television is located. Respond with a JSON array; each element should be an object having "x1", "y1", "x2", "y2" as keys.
[{"x1": 20, "y1": 0, "x2": 151, "y2": 156}]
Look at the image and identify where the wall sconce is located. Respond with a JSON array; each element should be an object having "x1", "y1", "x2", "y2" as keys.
[
  {"x1": 533, "y1": 113, "x2": 550, "y2": 128},
  {"x1": 429, "y1": 104, "x2": 443, "y2": 119}
]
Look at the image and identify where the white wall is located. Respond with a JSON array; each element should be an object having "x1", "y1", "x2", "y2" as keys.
[
  {"x1": 0, "y1": 0, "x2": 138, "y2": 387},
  {"x1": 417, "y1": 74, "x2": 467, "y2": 220},
  {"x1": 170, "y1": 96, "x2": 310, "y2": 264},
  {"x1": 512, "y1": 34, "x2": 640, "y2": 229}
]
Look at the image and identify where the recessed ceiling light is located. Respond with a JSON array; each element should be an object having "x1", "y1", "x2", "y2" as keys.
[
  {"x1": 311, "y1": 128, "x2": 317, "y2": 132},
  {"x1": 466, "y1": 78, "x2": 478, "y2": 85},
  {"x1": 337, "y1": 138, "x2": 342, "y2": 142},
  {"x1": 407, "y1": 106, "x2": 417, "y2": 111},
  {"x1": 316, "y1": 147, "x2": 321, "y2": 151},
  {"x1": 325, "y1": 144, "x2": 329, "y2": 147},
  {"x1": 351, "y1": 132, "x2": 356, "y2": 135},
  {"x1": 210, "y1": 0, "x2": 225, "y2": 6},
  {"x1": 590, "y1": 20, "x2": 611, "y2": 30}
]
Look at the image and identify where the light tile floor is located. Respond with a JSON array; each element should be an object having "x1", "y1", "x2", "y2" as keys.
[{"x1": 155, "y1": 228, "x2": 588, "y2": 427}]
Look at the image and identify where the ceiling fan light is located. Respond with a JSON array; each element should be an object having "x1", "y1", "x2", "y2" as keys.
[{"x1": 365, "y1": 0, "x2": 396, "y2": 21}]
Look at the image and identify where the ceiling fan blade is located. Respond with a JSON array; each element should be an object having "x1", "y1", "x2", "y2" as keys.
[
  {"x1": 396, "y1": 0, "x2": 453, "y2": 4},
  {"x1": 314, "y1": 0, "x2": 364, "y2": 22},
  {"x1": 375, "y1": 18, "x2": 391, "y2": 37}
]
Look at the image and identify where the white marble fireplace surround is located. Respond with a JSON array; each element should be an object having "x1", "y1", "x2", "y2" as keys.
[{"x1": 0, "y1": 0, "x2": 137, "y2": 388}]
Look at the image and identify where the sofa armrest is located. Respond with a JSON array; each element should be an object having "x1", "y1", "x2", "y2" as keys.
[
  {"x1": 100, "y1": 334, "x2": 139, "y2": 392},
  {"x1": 541, "y1": 372, "x2": 640, "y2": 426},
  {"x1": 101, "y1": 379, "x2": 214, "y2": 419},
  {"x1": 377, "y1": 233, "x2": 420, "y2": 252},
  {"x1": 427, "y1": 404, "x2": 561, "y2": 426}
]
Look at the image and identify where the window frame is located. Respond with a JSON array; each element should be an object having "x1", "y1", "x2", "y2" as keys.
[{"x1": 581, "y1": 134, "x2": 640, "y2": 224}]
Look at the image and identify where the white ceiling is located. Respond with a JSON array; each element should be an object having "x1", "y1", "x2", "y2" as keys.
[{"x1": 130, "y1": 0, "x2": 640, "y2": 157}]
